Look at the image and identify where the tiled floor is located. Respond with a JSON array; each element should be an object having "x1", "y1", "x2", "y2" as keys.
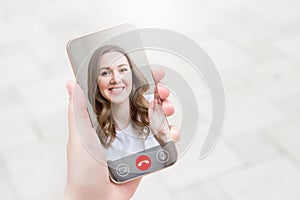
[{"x1": 1, "y1": 0, "x2": 300, "y2": 199}]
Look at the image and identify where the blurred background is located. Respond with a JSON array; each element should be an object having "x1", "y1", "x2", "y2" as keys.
[{"x1": 1, "y1": 0, "x2": 300, "y2": 199}]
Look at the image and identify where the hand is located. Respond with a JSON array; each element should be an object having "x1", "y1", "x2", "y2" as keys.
[
  {"x1": 65, "y1": 81, "x2": 135, "y2": 200},
  {"x1": 149, "y1": 67, "x2": 179, "y2": 144},
  {"x1": 64, "y1": 68, "x2": 179, "y2": 200}
]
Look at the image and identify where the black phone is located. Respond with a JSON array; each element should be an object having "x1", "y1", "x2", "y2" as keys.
[{"x1": 66, "y1": 24, "x2": 177, "y2": 183}]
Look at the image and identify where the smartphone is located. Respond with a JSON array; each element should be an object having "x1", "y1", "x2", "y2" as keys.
[{"x1": 66, "y1": 24, "x2": 178, "y2": 183}]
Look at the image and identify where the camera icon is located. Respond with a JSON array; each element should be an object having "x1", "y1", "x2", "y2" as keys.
[{"x1": 116, "y1": 164, "x2": 129, "y2": 177}]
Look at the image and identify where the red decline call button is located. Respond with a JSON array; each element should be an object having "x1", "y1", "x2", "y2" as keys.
[{"x1": 136, "y1": 155, "x2": 151, "y2": 171}]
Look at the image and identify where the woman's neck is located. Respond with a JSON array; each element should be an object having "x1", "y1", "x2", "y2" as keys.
[{"x1": 111, "y1": 99, "x2": 131, "y2": 130}]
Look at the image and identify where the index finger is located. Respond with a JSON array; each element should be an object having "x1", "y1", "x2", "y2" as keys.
[{"x1": 150, "y1": 67, "x2": 165, "y2": 83}]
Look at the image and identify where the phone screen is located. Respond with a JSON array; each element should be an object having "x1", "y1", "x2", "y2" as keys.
[{"x1": 66, "y1": 24, "x2": 177, "y2": 183}]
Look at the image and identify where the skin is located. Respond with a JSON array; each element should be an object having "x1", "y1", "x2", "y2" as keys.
[
  {"x1": 97, "y1": 51, "x2": 132, "y2": 106},
  {"x1": 64, "y1": 68, "x2": 179, "y2": 200},
  {"x1": 97, "y1": 51, "x2": 133, "y2": 130}
]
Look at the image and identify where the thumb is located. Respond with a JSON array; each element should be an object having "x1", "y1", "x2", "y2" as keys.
[
  {"x1": 67, "y1": 80, "x2": 90, "y2": 132},
  {"x1": 66, "y1": 80, "x2": 76, "y2": 129},
  {"x1": 66, "y1": 80, "x2": 75, "y2": 97},
  {"x1": 66, "y1": 80, "x2": 106, "y2": 164}
]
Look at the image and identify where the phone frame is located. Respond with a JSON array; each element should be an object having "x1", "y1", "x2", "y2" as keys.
[{"x1": 66, "y1": 24, "x2": 178, "y2": 183}]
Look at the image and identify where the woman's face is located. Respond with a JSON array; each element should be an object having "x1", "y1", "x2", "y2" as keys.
[{"x1": 97, "y1": 51, "x2": 132, "y2": 104}]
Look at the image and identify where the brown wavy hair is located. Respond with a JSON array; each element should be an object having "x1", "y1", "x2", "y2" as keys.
[{"x1": 88, "y1": 45, "x2": 150, "y2": 148}]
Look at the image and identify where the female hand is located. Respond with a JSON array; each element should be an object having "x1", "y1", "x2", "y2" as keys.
[
  {"x1": 149, "y1": 67, "x2": 179, "y2": 144},
  {"x1": 64, "y1": 68, "x2": 179, "y2": 200}
]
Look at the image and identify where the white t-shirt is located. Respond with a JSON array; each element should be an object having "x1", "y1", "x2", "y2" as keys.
[
  {"x1": 103, "y1": 94, "x2": 159, "y2": 161},
  {"x1": 104, "y1": 123, "x2": 160, "y2": 161}
]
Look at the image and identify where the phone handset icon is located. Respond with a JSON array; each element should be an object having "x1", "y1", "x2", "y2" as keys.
[
  {"x1": 136, "y1": 155, "x2": 151, "y2": 171},
  {"x1": 138, "y1": 159, "x2": 150, "y2": 167}
]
